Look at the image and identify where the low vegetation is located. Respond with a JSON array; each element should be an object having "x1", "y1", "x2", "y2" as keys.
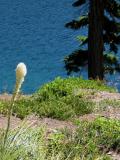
[
  {"x1": 0, "y1": 77, "x2": 119, "y2": 160},
  {"x1": 0, "y1": 117, "x2": 120, "y2": 160},
  {"x1": 0, "y1": 77, "x2": 117, "y2": 119}
]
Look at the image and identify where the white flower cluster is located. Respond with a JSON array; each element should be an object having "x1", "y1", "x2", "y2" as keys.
[
  {"x1": 15, "y1": 62, "x2": 27, "y2": 94},
  {"x1": 16, "y1": 62, "x2": 27, "y2": 80}
]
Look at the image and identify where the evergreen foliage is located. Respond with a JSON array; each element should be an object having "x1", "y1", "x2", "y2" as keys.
[{"x1": 65, "y1": 0, "x2": 120, "y2": 75}]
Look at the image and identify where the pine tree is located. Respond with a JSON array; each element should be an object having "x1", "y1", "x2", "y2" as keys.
[{"x1": 65, "y1": 0, "x2": 120, "y2": 79}]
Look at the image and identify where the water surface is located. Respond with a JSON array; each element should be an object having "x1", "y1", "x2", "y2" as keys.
[{"x1": 0, "y1": 0, "x2": 119, "y2": 93}]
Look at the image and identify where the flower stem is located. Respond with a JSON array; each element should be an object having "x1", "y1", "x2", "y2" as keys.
[
  {"x1": 2, "y1": 92, "x2": 16, "y2": 151},
  {"x1": 2, "y1": 81, "x2": 20, "y2": 154}
]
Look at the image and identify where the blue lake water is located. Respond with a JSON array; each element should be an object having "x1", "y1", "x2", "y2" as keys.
[{"x1": 0, "y1": 0, "x2": 120, "y2": 93}]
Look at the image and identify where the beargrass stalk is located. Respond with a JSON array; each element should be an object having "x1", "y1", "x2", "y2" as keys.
[{"x1": 2, "y1": 62, "x2": 27, "y2": 155}]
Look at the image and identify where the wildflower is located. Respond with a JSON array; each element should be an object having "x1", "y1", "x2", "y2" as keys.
[
  {"x1": 2, "y1": 62, "x2": 27, "y2": 149},
  {"x1": 15, "y1": 62, "x2": 27, "y2": 94}
]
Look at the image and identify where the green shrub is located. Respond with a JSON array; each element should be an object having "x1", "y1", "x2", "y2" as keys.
[
  {"x1": 0, "y1": 77, "x2": 116, "y2": 120},
  {"x1": 75, "y1": 117, "x2": 120, "y2": 152},
  {"x1": 13, "y1": 98, "x2": 34, "y2": 119},
  {"x1": 36, "y1": 77, "x2": 116, "y2": 99},
  {"x1": 56, "y1": 117, "x2": 120, "y2": 160},
  {"x1": 11, "y1": 95, "x2": 94, "y2": 120},
  {"x1": 0, "y1": 101, "x2": 8, "y2": 115}
]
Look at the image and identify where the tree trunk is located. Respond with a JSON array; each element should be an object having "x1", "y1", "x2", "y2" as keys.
[{"x1": 88, "y1": 0, "x2": 104, "y2": 80}]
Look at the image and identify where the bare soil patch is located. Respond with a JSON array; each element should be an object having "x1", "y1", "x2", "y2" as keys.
[
  {"x1": 92, "y1": 91, "x2": 120, "y2": 102},
  {"x1": 0, "y1": 108, "x2": 120, "y2": 130}
]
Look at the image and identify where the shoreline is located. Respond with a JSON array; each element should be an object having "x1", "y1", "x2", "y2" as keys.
[{"x1": 0, "y1": 93, "x2": 30, "y2": 101}]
